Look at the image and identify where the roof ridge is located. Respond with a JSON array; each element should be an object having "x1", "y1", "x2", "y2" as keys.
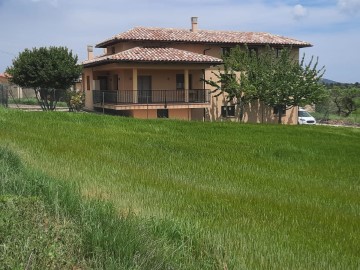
[{"x1": 95, "y1": 26, "x2": 312, "y2": 48}]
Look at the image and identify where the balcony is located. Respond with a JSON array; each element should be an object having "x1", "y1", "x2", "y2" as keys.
[{"x1": 93, "y1": 89, "x2": 210, "y2": 106}]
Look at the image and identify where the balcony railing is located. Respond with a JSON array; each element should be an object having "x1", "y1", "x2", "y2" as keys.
[{"x1": 93, "y1": 89, "x2": 210, "y2": 105}]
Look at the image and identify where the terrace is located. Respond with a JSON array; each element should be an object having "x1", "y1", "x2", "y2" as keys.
[{"x1": 92, "y1": 89, "x2": 211, "y2": 110}]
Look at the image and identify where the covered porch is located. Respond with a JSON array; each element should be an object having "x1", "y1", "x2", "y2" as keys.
[{"x1": 82, "y1": 46, "x2": 223, "y2": 119}]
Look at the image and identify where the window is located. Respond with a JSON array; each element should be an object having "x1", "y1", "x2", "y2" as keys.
[
  {"x1": 276, "y1": 48, "x2": 283, "y2": 58},
  {"x1": 86, "y1": 76, "x2": 90, "y2": 91},
  {"x1": 221, "y1": 47, "x2": 231, "y2": 56},
  {"x1": 248, "y1": 47, "x2": 258, "y2": 56},
  {"x1": 113, "y1": 75, "x2": 119, "y2": 90},
  {"x1": 221, "y1": 105, "x2": 235, "y2": 117},
  {"x1": 157, "y1": 109, "x2": 169, "y2": 118},
  {"x1": 273, "y1": 106, "x2": 286, "y2": 115},
  {"x1": 176, "y1": 74, "x2": 184, "y2": 89},
  {"x1": 111, "y1": 47, "x2": 116, "y2": 54},
  {"x1": 176, "y1": 74, "x2": 192, "y2": 90}
]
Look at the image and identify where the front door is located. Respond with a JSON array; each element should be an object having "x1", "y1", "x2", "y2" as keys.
[{"x1": 138, "y1": 76, "x2": 152, "y2": 103}]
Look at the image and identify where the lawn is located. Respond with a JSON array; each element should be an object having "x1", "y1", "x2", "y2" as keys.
[{"x1": 0, "y1": 108, "x2": 359, "y2": 269}]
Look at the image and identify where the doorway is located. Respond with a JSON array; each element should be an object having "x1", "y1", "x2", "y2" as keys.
[{"x1": 138, "y1": 76, "x2": 152, "y2": 103}]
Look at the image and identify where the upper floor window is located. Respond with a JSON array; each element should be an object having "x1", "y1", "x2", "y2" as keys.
[
  {"x1": 176, "y1": 74, "x2": 184, "y2": 89},
  {"x1": 176, "y1": 74, "x2": 192, "y2": 90},
  {"x1": 221, "y1": 47, "x2": 231, "y2": 56},
  {"x1": 111, "y1": 47, "x2": 116, "y2": 54},
  {"x1": 86, "y1": 76, "x2": 90, "y2": 91},
  {"x1": 248, "y1": 47, "x2": 258, "y2": 56}
]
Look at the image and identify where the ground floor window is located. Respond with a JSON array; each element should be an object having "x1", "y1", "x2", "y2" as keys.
[
  {"x1": 157, "y1": 109, "x2": 169, "y2": 118},
  {"x1": 221, "y1": 105, "x2": 235, "y2": 117},
  {"x1": 273, "y1": 106, "x2": 286, "y2": 115}
]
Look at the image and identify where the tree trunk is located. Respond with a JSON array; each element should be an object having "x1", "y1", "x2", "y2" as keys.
[{"x1": 277, "y1": 105, "x2": 283, "y2": 124}]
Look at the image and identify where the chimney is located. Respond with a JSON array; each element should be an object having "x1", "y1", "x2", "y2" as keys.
[
  {"x1": 87, "y1": 45, "x2": 94, "y2": 60},
  {"x1": 191, "y1": 17, "x2": 198, "y2": 32}
]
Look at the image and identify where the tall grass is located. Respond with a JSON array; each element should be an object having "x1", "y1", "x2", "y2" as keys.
[
  {"x1": 1, "y1": 108, "x2": 359, "y2": 269},
  {"x1": 0, "y1": 146, "x2": 221, "y2": 269}
]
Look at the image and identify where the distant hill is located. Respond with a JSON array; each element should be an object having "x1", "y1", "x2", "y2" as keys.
[{"x1": 321, "y1": 78, "x2": 340, "y2": 85}]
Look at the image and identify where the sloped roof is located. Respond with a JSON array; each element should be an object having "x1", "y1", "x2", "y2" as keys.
[
  {"x1": 83, "y1": 46, "x2": 223, "y2": 67},
  {"x1": 96, "y1": 27, "x2": 312, "y2": 48}
]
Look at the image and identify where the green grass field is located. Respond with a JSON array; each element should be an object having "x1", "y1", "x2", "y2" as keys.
[{"x1": 1, "y1": 108, "x2": 359, "y2": 269}]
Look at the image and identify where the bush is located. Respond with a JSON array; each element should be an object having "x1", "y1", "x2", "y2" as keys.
[{"x1": 65, "y1": 90, "x2": 85, "y2": 112}]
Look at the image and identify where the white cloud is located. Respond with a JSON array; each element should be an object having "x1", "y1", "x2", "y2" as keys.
[
  {"x1": 293, "y1": 4, "x2": 308, "y2": 20},
  {"x1": 338, "y1": 0, "x2": 360, "y2": 14}
]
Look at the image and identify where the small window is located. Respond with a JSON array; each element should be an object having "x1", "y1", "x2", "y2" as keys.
[
  {"x1": 157, "y1": 109, "x2": 169, "y2": 118},
  {"x1": 276, "y1": 48, "x2": 283, "y2": 58},
  {"x1": 221, "y1": 47, "x2": 231, "y2": 56},
  {"x1": 273, "y1": 106, "x2": 286, "y2": 115},
  {"x1": 248, "y1": 47, "x2": 258, "y2": 56},
  {"x1": 221, "y1": 105, "x2": 235, "y2": 117},
  {"x1": 86, "y1": 76, "x2": 90, "y2": 91},
  {"x1": 111, "y1": 47, "x2": 116, "y2": 54}
]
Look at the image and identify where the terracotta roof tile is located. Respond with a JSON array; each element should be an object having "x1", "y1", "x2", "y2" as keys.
[
  {"x1": 83, "y1": 47, "x2": 223, "y2": 66},
  {"x1": 96, "y1": 27, "x2": 311, "y2": 48}
]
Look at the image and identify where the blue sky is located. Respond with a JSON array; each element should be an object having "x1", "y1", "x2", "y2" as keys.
[{"x1": 0, "y1": 0, "x2": 359, "y2": 83}]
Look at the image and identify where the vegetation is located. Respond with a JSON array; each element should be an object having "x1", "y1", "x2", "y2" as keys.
[
  {"x1": 8, "y1": 97, "x2": 67, "y2": 107},
  {"x1": 0, "y1": 195, "x2": 88, "y2": 269},
  {"x1": 205, "y1": 46, "x2": 326, "y2": 123},
  {"x1": 65, "y1": 89, "x2": 85, "y2": 112},
  {"x1": 315, "y1": 83, "x2": 360, "y2": 125},
  {"x1": 1, "y1": 108, "x2": 359, "y2": 269},
  {"x1": 6, "y1": 47, "x2": 82, "y2": 111}
]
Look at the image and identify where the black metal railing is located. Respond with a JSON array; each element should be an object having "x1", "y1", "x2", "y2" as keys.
[{"x1": 93, "y1": 89, "x2": 210, "y2": 105}]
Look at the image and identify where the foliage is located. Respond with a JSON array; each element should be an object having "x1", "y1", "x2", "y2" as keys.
[
  {"x1": 6, "y1": 47, "x2": 82, "y2": 111},
  {"x1": 205, "y1": 45, "x2": 327, "y2": 123},
  {"x1": 316, "y1": 84, "x2": 360, "y2": 118},
  {"x1": 331, "y1": 86, "x2": 360, "y2": 117},
  {"x1": 0, "y1": 145, "x2": 221, "y2": 269},
  {"x1": 1, "y1": 109, "x2": 359, "y2": 269},
  {"x1": 0, "y1": 196, "x2": 88, "y2": 269},
  {"x1": 65, "y1": 90, "x2": 85, "y2": 112}
]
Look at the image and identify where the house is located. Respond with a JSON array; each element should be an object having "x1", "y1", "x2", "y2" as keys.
[
  {"x1": 0, "y1": 73, "x2": 8, "y2": 85},
  {"x1": 82, "y1": 17, "x2": 311, "y2": 123},
  {"x1": 0, "y1": 73, "x2": 36, "y2": 100}
]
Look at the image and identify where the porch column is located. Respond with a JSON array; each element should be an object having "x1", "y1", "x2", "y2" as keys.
[
  {"x1": 132, "y1": 68, "x2": 138, "y2": 103},
  {"x1": 184, "y1": 69, "x2": 189, "y2": 103}
]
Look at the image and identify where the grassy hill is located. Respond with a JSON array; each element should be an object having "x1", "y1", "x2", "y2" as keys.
[{"x1": 1, "y1": 108, "x2": 359, "y2": 269}]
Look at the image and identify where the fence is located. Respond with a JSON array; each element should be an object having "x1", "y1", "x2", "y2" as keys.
[{"x1": 0, "y1": 84, "x2": 8, "y2": 107}]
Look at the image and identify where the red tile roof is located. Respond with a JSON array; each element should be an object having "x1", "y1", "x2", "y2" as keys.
[
  {"x1": 83, "y1": 46, "x2": 223, "y2": 67},
  {"x1": 0, "y1": 73, "x2": 10, "y2": 79},
  {"x1": 96, "y1": 27, "x2": 312, "y2": 48}
]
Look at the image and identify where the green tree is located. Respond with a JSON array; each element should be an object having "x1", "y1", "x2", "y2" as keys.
[
  {"x1": 331, "y1": 86, "x2": 360, "y2": 117},
  {"x1": 206, "y1": 45, "x2": 326, "y2": 123},
  {"x1": 6, "y1": 47, "x2": 82, "y2": 111}
]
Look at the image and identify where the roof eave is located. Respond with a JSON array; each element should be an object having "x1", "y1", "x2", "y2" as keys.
[{"x1": 83, "y1": 59, "x2": 223, "y2": 68}]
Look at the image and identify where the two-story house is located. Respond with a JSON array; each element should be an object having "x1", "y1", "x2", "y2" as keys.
[{"x1": 82, "y1": 17, "x2": 311, "y2": 123}]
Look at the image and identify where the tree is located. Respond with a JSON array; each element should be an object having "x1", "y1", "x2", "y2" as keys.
[
  {"x1": 331, "y1": 86, "x2": 360, "y2": 117},
  {"x1": 6, "y1": 47, "x2": 82, "y2": 111},
  {"x1": 205, "y1": 45, "x2": 327, "y2": 123}
]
